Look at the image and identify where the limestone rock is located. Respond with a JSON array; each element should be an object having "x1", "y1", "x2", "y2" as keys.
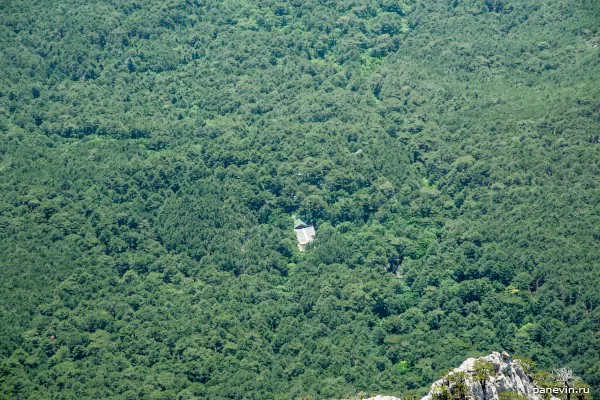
[
  {"x1": 344, "y1": 395, "x2": 401, "y2": 400},
  {"x1": 421, "y1": 352, "x2": 557, "y2": 400}
]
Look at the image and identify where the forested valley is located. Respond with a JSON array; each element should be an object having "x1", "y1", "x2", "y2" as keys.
[{"x1": 0, "y1": 0, "x2": 599, "y2": 398}]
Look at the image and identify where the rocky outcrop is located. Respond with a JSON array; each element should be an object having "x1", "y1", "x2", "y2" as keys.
[
  {"x1": 345, "y1": 352, "x2": 560, "y2": 400},
  {"x1": 346, "y1": 395, "x2": 402, "y2": 400},
  {"x1": 421, "y1": 352, "x2": 553, "y2": 400}
]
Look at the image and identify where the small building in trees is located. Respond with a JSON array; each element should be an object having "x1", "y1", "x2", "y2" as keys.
[{"x1": 293, "y1": 217, "x2": 316, "y2": 251}]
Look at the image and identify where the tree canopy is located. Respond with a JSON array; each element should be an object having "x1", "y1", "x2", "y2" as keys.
[{"x1": 0, "y1": 0, "x2": 599, "y2": 398}]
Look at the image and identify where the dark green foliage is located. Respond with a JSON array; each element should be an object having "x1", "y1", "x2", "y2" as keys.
[{"x1": 0, "y1": 0, "x2": 599, "y2": 398}]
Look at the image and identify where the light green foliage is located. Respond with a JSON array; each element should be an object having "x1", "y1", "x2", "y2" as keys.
[
  {"x1": 474, "y1": 359, "x2": 495, "y2": 393},
  {"x1": 432, "y1": 370, "x2": 471, "y2": 400},
  {"x1": 499, "y1": 392, "x2": 528, "y2": 400},
  {"x1": 432, "y1": 383, "x2": 453, "y2": 400},
  {"x1": 448, "y1": 371, "x2": 471, "y2": 400}
]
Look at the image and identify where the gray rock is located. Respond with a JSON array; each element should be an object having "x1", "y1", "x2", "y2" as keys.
[{"x1": 420, "y1": 352, "x2": 558, "y2": 400}]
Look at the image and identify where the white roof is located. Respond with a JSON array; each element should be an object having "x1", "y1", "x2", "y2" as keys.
[{"x1": 294, "y1": 226, "x2": 315, "y2": 245}]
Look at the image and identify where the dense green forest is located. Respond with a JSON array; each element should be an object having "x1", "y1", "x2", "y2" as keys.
[{"x1": 0, "y1": 0, "x2": 599, "y2": 398}]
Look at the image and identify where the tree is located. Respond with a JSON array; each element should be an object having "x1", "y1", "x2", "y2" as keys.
[
  {"x1": 474, "y1": 360, "x2": 495, "y2": 396},
  {"x1": 552, "y1": 368, "x2": 577, "y2": 400}
]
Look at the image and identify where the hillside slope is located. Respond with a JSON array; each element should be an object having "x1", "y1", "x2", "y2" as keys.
[{"x1": 0, "y1": 0, "x2": 599, "y2": 399}]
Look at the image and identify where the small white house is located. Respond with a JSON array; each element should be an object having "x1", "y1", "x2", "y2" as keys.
[{"x1": 293, "y1": 217, "x2": 315, "y2": 251}]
